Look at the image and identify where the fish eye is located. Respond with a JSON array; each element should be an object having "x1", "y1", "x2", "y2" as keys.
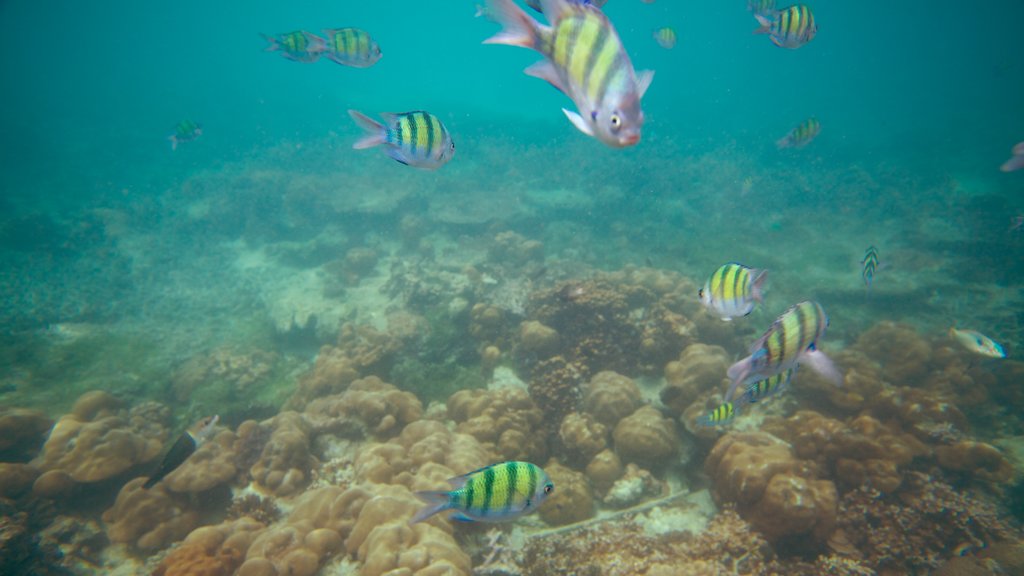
[
  {"x1": 543, "y1": 483, "x2": 554, "y2": 494},
  {"x1": 698, "y1": 288, "x2": 704, "y2": 298},
  {"x1": 610, "y1": 114, "x2": 622, "y2": 131}
]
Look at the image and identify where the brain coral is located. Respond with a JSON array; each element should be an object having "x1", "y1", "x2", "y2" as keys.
[
  {"x1": 581, "y1": 371, "x2": 642, "y2": 429},
  {"x1": 250, "y1": 412, "x2": 317, "y2": 497},
  {"x1": 612, "y1": 406, "x2": 678, "y2": 469},
  {"x1": 538, "y1": 460, "x2": 594, "y2": 526}
]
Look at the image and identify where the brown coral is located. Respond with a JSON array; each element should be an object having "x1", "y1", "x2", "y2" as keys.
[
  {"x1": 538, "y1": 460, "x2": 594, "y2": 526},
  {"x1": 559, "y1": 411, "x2": 608, "y2": 466},
  {"x1": 936, "y1": 441, "x2": 1016, "y2": 484},
  {"x1": 448, "y1": 386, "x2": 547, "y2": 463},
  {"x1": 153, "y1": 517, "x2": 265, "y2": 576},
  {"x1": 162, "y1": 428, "x2": 240, "y2": 493},
  {"x1": 102, "y1": 478, "x2": 201, "y2": 551},
  {"x1": 854, "y1": 321, "x2": 932, "y2": 385},
  {"x1": 612, "y1": 406, "x2": 678, "y2": 469},
  {"x1": 581, "y1": 371, "x2": 643, "y2": 429},
  {"x1": 519, "y1": 320, "x2": 560, "y2": 357},
  {"x1": 250, "y1": 412, "x2": 317, "y2": 497},
  {"x1": 0, "y1": 408, "x2": 53, "y2": 462},
  {"x1": 661, "y1": 343, "x2": 730, "y2": 416},
  {"x1": 303, "y1": 376, "x2": 423, "y2": 440}
]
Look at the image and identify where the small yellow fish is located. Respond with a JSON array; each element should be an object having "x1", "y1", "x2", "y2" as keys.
[
  {"x1": 949, "y1": 327, "x2": 1006, "y2": 358},
  {"x1": 652, "y1": 27, "x2": 676, "y2": 49}
]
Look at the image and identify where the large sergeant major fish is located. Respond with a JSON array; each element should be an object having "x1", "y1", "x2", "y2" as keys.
[
  {"x1": 483, "y1": 0, "x2": 654, "y2": 148},
  {"x1": 143, "y1": 415, "x2": 219, "y2": 489},
  {"x1": 411, "y1": 461, "x2": 554, "y2": 524},
  {"x1": 725, "y1": 301, "x2": 842, "y2": 401}
]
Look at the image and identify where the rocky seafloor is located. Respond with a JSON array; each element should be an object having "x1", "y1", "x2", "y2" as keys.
[{"x1": 1, "y1": 136, "x2": 1023, "y2": 575}]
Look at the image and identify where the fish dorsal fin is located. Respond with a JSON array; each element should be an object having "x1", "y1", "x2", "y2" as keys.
[
  {"x1": 636, "y1": 70, "x2": 654, "y2": 99},
  {"x1": 540, "y1": 0, "x2": 575, "y2": 21}
]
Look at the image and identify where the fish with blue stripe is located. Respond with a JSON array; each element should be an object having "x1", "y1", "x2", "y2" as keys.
[
  {"x1": 322, "y1": 28, "x2": 382, "y2": 68},
  {"x1": 726, "y1": 301, "x2": 842, "y2": 401},
  {"x1": 754, "y1": 4, "x2": 816, "y2": 49},
  {"x1": 483, "y1": 0, "x2": 654, "y2": 147},
  {"x1": 699, "y1": 263, "x2": 768, "y2": 321},
  {"x1": 697, "y1": 368, "x2": 796, "y2": 426},
  {"x1": 261, "y1": 30, "x2": 327, "y2": 63},
  {"x1": 411, "y1": 461, "x2": 554, "y2": 524},
  {"x1": 776, "y1": 117, "x2": 821, "y2": 149},
  {"x1": 861, "y1": 246, "x2": 879, "y2": 291},
  {"x1": 348, "y1": 110, "x2": 455, "y2": 170}
]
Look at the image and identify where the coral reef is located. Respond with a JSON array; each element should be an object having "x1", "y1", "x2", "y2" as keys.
[
  {"x1": 162, "y1": 428, "x2": 241, "y2": 494},
  {"x1": 226, "y1": 494, "x2": 281, "y2": 526},
  {"x1": 250, "y1": 412, "x2": 317, "y2": 497},
  {"x1": 559, "y1": 411, "x2": 608, "y2": 466},
  {"x1": 585, "y1": 448, "x2": 624, "y2": 497},
  {"x1": 537, "y1": 460, "x2": 594, "y2": 526},
  {"x1": 580, "y1": 370, "x2": 643, "y2": 429},
  {"x1": 518, "y1": 320, "x2": 560, "y2": 358},
  {"x1": 102, "y1": 478, "x2": 201, "y2": 551},
  {"x1": 171, "y1": 347, "x2": 277, "y2": 402},
  {"x1": 303, "y1": 376, "x2": 423, "y2": 440},
  {"x1": 0, "y1": 408, "x2": 52, "y2": 462},
  {"x1": 32, "y1": 391, "x2": 169, "y2": 498},
  {"x1": 0, "y1": 463, "x2": 38, "y2": 499},
  {"x1": 153, "y1": 517, "x2": 266, "y2": 576},
  {"x1": 661, "y1": 343, "x2": 731, "y2": 416},
  {"x1": 447, "y1": 386, "x2": 547, "y2": 463},
  {"x1": 612, "y1": 406, "x2": 679, "y2": 470},
  {"x1": 935, "y1": 440, "x2": 1016, "y2": 484}
]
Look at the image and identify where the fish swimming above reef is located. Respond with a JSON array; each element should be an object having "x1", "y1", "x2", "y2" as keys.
[
  {"x1": 168, "y1": 120, "x2": 202, "y2": 151},
  {"x1": 261, "y1": 30, "x2": 327, "y2": 63},
  {"x1": 861, "y1": 246, "x2": 879, "y2": 291},
  {"x1": 726, "y1": 301, "x2": 842, "y2": 401},
  {"x1": 754, "y1": 4, "x2": 817, "y2": 49},
  {"x1": 411, "y1": 461, "x2": 554, "y2": 524},
  {"x1": 697, "y1": 368, "x2": 796, "y2": 426},
  {"x1": 653, "y1": 27, "x2": 677, "y2": 49},
  {"x1": 699, "y1": 263, "x2": 768, "y2": 321},
  {"x1": 143, "y1": 415, "x2": 219, "y2": 489},
  {"x1": 776, "y1": 117, "x2": 821, "y2": 149},
  {"x1": 1000, "y1": 142, "x2": 1024, "y2": 172},
  {"x1": 322, "y1": 27, "x2": 382, "y2": 68},
  {"x1": 482, "y1": 0, "x2": 654, "y2": 148},
  {"x1": 949, "y1": 327, "x2": 1006, "y2": 359},
  {"x1": 348, "y1": 110, "x2": 455, "y2": 170}
]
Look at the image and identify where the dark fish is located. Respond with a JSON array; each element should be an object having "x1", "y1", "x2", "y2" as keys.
[{"x1": 143, "y1": 415, "x2": 219, "y2": 489}]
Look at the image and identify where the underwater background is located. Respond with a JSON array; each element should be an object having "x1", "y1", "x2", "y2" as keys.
[{"x1": 1, "y1": 0, "x2": 1023, "y2": 574}]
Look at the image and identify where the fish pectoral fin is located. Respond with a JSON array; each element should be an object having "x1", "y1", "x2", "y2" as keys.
[
  {"x1": 563, "y1": 108, "x2": 595, "y2": 136},
  {"x1": 636, "y1": 70, "x2": 654, "y2": 99},
  {"x1": 449, "y1": 512, "x2": 476, "y2": 523},
  {"x1": 524, "y1": 61, "x2": 568, "y2": 95}
]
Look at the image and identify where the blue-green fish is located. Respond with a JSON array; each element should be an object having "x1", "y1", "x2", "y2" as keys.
[
  {"x1": 776, "y1": 117, "x2": 821, "y2": 149},
  {"x1": 348, "y1": 110, "x2": 455, "y2": 170},
  {"x1": 261, "y1": 30, "x2": 327, "y2": 63},
  {"x1": 699, "y1": 263, "x2": 768, "y2": 321},
  {"x1": 411, "y1": 461, "x2": 554, "y2": 524},
  {"x1": 168, "y1": 120, "x2": 202, "y2": 151},
  {"x1": 726, "y1": 301, "x2": 841, "y2": 401},
  {"x1": 143, "y1": 415, "x2": 219, "y2": 489},
  {"x1": 483, "y1": 0, "x2": 654, "y2": 147},
  {"x1": 754, "y1": 4, "x2": 816, "y2": 49},
  {"x1": 697, "y1": 368, "x2": 796, "y2": 426},
  {"x1": 322, "y1": 28, "x2": 381, "y2": 68},
  {"x1": 861, "y1": 246, "x2": 879, "y2": 291}
]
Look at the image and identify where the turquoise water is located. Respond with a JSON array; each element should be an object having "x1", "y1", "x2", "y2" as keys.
[{"x1": 1, "y1": 1, "x2": 1023, "y2": 574}]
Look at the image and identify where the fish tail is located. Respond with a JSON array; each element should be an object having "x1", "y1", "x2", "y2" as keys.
[
  {"x1": 753, "y1": 14, "x2": 772, "y2": 35},
  {"x1": 483, "y1": 0, "x2": 540, "y2": 50},
  {"x1": 260, "y1": 33, "x2": 279, "y2": 52},
  {"x1": 410, "y1": 490, "x2": 451, "y2": 525},
  {"x1": 348, "y1": 110, "x2": 387, "y2": 149},
  {"x1": 725, "y1": 358, "x2": 752, "y2": 401},
  {"x1": 750, "y1": 268, "x2": 768, "y2": 303}
]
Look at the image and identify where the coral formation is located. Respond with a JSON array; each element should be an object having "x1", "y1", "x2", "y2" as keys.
[
  {"x1": 0, "y1": 463, "x2": 38, "y2": 499},
  {"x1": 935, "y1": 440, "x2": 1016, "y2": 484},
  {"x1": 303, "y1": 376, "x2": 423, "y2": 440},
  {"x1": 518, "y1": 320, "x2": 560, "y2": 357},
  {"x1": 559, "y1": 411, "x2": 608, "y2": 466},
  {"x1": 612, "y1": 406, "x2": 679, "y2": 470},
  {"x1": 153, "y1": 517, "x2": 266, "y2": 576},
  {"x1": 250, "y1": 412, "x2": 317, "y2": 497},
  {"x1": 581, "y1": 370, "x2": 643, "y2": 429},
  {"x1": 102, "y1": 478, "x2": 201, "y2": 551},
  {"x1": 226, "y1": 494, "x2": 281, "y2": 526},
  {"x1": 0, "y1": 408, "x2": 52, "y2": 462},
  {"x1": 661, "y1": 343, "x2": 731, "y2": 416},
  {"x1": 447, "y1": 386, "x2": 547, "y2": 463},
  {"x1": 537, "y1": 460, "x2": 594, "y2": 526},
  {"x1": 171, "y1": 347, "x2": 277, "y2": 402},
  {"x1": 585, "y1": 448, "x2": 624, "y2": 497},
  {"x1": 162, "y1": 428, "x2": 241, "y2": 493}
]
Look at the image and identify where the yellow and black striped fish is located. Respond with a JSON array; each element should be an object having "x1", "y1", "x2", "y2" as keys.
[
  {"x1": 698, "y1": 263, "x2": 768, "y2": 321},
  {"x1": 322, "y1": 28, "x2": 382, "y2": 68},
  {"x1": 261, "y1": 30, "x2": 327, "y2": 63},
  {"x1": 754, "y1": 4, "x2": 816, "y2": 49},
  {"x1": 652, "y1": 27, "x2": 677, "y2": 49},
  {"x1": 411, "y1": 461, "x2": 554, "y2": 524},
  {"x1": 726, "y1": 301, "x2": 841, "y2": 401},
  {"x1": 861, "y1": 246, "x2": 879, "y2": 290},
  {"x1": 483, "y1": 0, "x2": 653, "y2": 147},
  {"x1": 697, "y1": 368, "x2": 795, "y2": 426},
  {"x1": 348, "y1": 110, "x2": 455, "y2": 170},
  {"x1": 776, "y1": 117, "x2": 821, "y2": 149}
]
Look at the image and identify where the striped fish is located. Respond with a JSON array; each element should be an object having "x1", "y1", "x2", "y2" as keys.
[
  {"x1": 697, "y1": 368, "x2": 796, "y2": 426},
  {"x1": 747, "y1": 0, "x2": 776, "y2": 18},
  {"x1": 861, "y1": 246, "x2": 879, "y2": 291},
  {"x1": 653, "y1": 27, "x2": 677, "y2": 49},
  {"x1": 144, "y1": 415, "x2": 219, "y2": 489},
  {"x1": 261, "y1": 31, "x2": 327, "y2": 63},
  {"x1": 726, "y1": 301, "x2": 842, "y2": 401},
  {"x1": 754, "y1": 4, "x2": 816, "y2": 49},
  {"x1": 698, "y1": 263, "x2": 768, "y2": 321},
  {"x1": 348, "y1": 110, "x2": 455, "y2": 170},
  {"x1": 322, "y1": 28, "x2": 382, "y2": 68},
  {"x1": 776, "y1": 117, "x2": 821, "y2": 149},
  {"x1": 483, "y1": 0, "x2": 653, "y2": 147},
  {"x1": 411, "y1": 461, "x2": 554, "y2": 524}
]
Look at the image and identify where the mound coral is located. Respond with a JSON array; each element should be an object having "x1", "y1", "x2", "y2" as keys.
[
  {"x1": 0, "y1": 463, "x2": 38, "y2": 499},
  {"x1": 581, "y1": 371, "x2": 643, "y2": 429},
  {"x1": 559, "y1": 411, "x2": 608, "y2": 466},
  {"x1": 162, "y1": 428, "x2": 241, "y2": 494},
  {"x1": 250, "y1": 412, "x2": 317, "y2": 497},
  {"x1": 519, "y1": 320, "x2": 560, "y2": 358},
  {"x1": 705, "y1": 432, "x2": 837, "y2": 547},
  {"x1": 153, "y1": 517, "x2": 266, "y2": 576},
  {"x1": 32, "y1": 391, "x2": 168, "y2": 497},
  {"x1": 612, "y1": 406, "x2": 679, "y2": 470},
  {"x1": 661, "y1": 343, "x2": 731, "y2": 416},
  {"x1": 447, "y1": 386, "x2": 547, "y2": 463},
  {"x1": 935, "y1": 441, "x2": 1016, "y2": 484},
  {"x1": 303, "y1": 376, "x2": 423, "y2": 440},
  {"x1": 102, "y1": 478, "x2": 201, "y2": 551},
  {"x1": 854, "y1": 321, "x2": 932, "y2": 385},
  {"x1": 538, "y1": 460, "x2": 594, "y2": 526},
  {"x1": 0, "y1": 408, "x2": 52, "y2": 462}
]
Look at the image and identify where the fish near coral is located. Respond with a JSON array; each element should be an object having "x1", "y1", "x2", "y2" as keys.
[
  {"x1": 699, "y1": 262, "x2": 768, "y2": 321},
  {"x1": 348, "y1": 110, "x2": 455, "y2": 170},
  {"x1": 411, "y1": 461, "x2": 554, "y2": 524},
  {"x1": 949, "y1": 327, "x2": 1006, "y2": 359},
  {"x1": 726, "y1": 301, "x2": 841, "y2": 401},
  {"x1": 483, "y1": 0, "x2": 653, "y2": 147},
  {"x1": 754, "y1": 4, "x2": 816, "y2": 49},
  {"x1": 697, "y1": 368, "x2": 795, "y2": 426},
  {"x1": 143, "y1": 415, "x2": 219, "y2": 489}
]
